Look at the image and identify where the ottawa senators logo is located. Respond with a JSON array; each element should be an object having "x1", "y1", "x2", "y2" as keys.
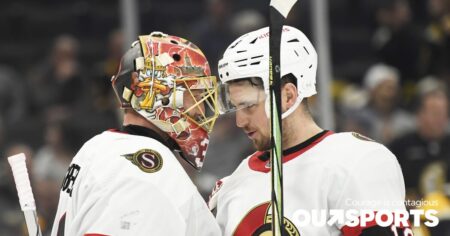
[
  {"x1": 123, "y1": 149, "x2": 163, "y2": 173},
  {"x1": 234, "y1": 202, "x2": 300, "y2": 236}
]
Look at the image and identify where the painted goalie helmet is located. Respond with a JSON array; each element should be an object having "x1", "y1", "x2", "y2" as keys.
[
  {"x1": 218, "y1": 25, "x2": 318, "y2": 119},
  {"x1": 112, "y1": 32, "x2": 220, "y2": 170}
]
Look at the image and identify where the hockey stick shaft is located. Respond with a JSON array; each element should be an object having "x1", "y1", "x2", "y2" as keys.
[
  {"x1": 8, "y1": 153, "x2": 43, "y2": 236},
  {"x1": 269, "y1": 0, "x2": 298, "y2": 235},
  {"x1": 269, "y1": 6, "x2": 284, "y2": 235}
]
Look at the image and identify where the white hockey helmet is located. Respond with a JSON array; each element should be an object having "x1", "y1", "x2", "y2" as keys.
[{"x1": 218, "y1": 25, "x2": 317, "y2": 118}]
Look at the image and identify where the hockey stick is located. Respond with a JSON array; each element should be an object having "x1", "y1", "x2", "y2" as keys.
[
  {"x1": 8, "y1": 153, "x2": 43, "y2": 236},
  {"x1": 268, "y1": 0, "x2": 298, "y2": 235}
]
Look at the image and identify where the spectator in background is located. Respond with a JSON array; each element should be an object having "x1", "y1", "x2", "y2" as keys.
[
  {"x1": 0, "y1": 66, "x2": 26, "y2": 127},
  {"x1": 423, "y1": 0, "x2": 450, "y2": 77},
  {"x1": 345, "y1": 64, "x2": 415, "y2": 143},
  {"x1": 32, "y1": 118, "x2": 81, "y2": 235},
  {"x1": 27, "y1": 35, "x2": 86, "y2": 121},
  {"x1": 0, "y1": 66, "x2": 27, "y2": 153},
  {"x1": 389, "y1": 78, "x2": 450, "y2": 236},
  {"x1": 34, "y1": 119, "x2": 77, "y2": 182},
  {"x1": 390, "y1": 78, "x2": 450, "y2": 199},
  {"x1": 0, "y1": 64, "x2": 45, "y2": 160},
  {"x1": 372, "y1": 0, "x2": 426, "y2": 82},
  {"x1": 91, "y1": 29, "x2": 124, "y2": 111}
]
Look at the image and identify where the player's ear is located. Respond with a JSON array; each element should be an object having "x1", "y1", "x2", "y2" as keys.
[{"x1": 282, "y1": 83, "x2": 298, "y2": 112}]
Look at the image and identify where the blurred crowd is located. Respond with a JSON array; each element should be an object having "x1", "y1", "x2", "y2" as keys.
[{"x1": 0, "y1": 0, "x2": 449, "y2": 235}]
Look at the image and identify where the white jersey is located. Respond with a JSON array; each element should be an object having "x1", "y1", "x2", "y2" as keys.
[
  {"x1": 210, "y1": 131, "x2": 407, "y2": 236},
  {"x1": 51, "y1": 127, "x2": 220, "y2": 236}
]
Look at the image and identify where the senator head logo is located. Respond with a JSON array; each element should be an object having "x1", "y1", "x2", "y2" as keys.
[
  {"x1": 123, "y1": 149, "x2": 163, "y2": 173},
  {"x1": 234, "y1": 202, "x2": 300, "y2": 236}
]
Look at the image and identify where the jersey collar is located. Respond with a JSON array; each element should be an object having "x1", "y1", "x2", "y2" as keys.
[
  {"x1": 248, "y1": 130, "x2": 334, "y2": 173},
  {"x1": 108, "y1": 125, "x2": 180, "y2": 151}
]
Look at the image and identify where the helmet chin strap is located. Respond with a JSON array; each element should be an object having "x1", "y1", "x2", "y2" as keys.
[
  {"x1": 282, "y1": 96, "x2": 303, "y2": 119},
  {"x1": 264, "y1": 95, "x2": 303, "y2": 120}
]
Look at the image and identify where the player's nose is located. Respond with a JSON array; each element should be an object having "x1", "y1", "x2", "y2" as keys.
[{"x1": 235, "y1": 110, "x2": 248, "y2": 128}]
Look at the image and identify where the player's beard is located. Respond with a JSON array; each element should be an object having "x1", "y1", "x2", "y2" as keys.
[
  {"x1": 253, "y1": 115, "x2": 290, "y2": 151},
  {"x1": 252, "y1": 131, "x2": 271, "y2": 151}
]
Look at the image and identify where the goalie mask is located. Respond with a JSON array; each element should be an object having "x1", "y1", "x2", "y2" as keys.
[
  {"x1": 112, "y1": 32, "x2": 220, "y2": 170},
  {"x1": 217, "y1": 25, "x2": 317, "y2": 119}
]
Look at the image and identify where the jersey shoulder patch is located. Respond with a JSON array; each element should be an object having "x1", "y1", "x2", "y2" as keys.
[{"x1": 123, "y1": 148, "x2": 163, "y2": 173}]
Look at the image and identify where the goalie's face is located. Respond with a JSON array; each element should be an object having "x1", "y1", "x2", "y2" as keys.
[{"x1": 226, "y1": 80, "x2": 271, "y2": 151}]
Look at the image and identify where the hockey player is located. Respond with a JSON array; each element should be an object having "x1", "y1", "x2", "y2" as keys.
[
  {"x1": 210, "y1": 26, "x2": 412, "y2": 235},
  {"x1": 51, "y1": 32, "x2": 221, "y2": 235}
]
